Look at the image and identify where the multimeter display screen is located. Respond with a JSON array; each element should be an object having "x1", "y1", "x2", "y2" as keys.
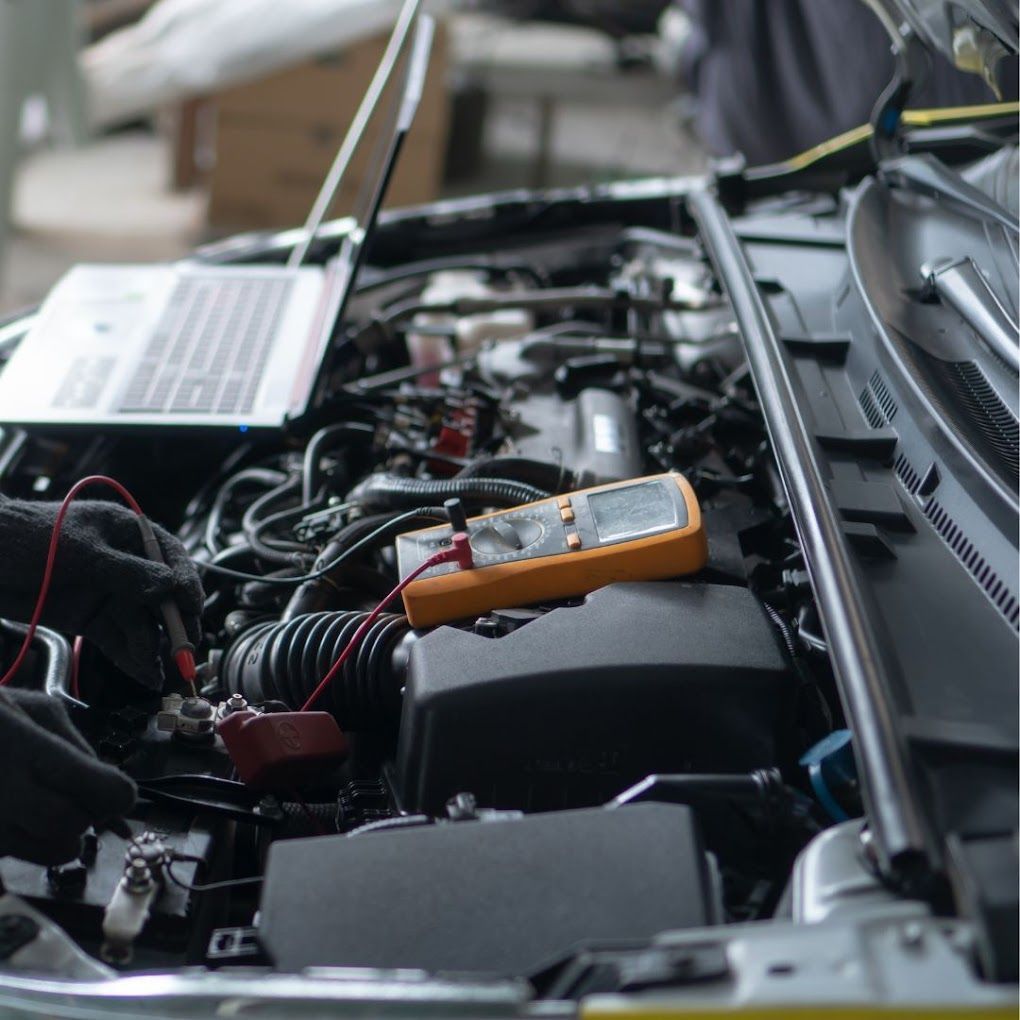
[{"x1": 589, "y1": 480, "x2": 679, "y2": 542}]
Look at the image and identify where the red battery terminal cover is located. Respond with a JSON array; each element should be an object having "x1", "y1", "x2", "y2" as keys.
[{"x1": 218, "y1": 710, "x2": 348, "y2": 790}]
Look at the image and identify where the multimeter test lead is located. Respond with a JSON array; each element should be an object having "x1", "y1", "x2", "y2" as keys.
[
  {"x1": 0, "y1": 475, "x2": 199, "y2": 694},
  {"x1": 136, "y1": 515, "x2": 198, "y2": 693}
]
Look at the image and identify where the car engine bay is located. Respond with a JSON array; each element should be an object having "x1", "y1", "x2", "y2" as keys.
[
  {"x1": 0, "y1": 129, "x2": 1015, "y2": 1006},
  {"x1": 0, "y1": 221, "x2": 851, "y2": 975}
]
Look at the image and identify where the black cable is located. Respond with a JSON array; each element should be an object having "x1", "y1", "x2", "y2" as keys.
[
  {"x1": 248, "y1": 501, "x2": 329, "y2": 556},
  {"x1": 280, "y1": 508, "x2": 447, "y2": 618},
  {"x1": 241, "y1": 477, "x2": 308, "y2": 563},
  {"x1": 354, "y1": 255, "x2": 549, "y2": 293},
  {"x1": 165, "y1": 858, "x2": 263, "y2": 894},
  {"x1": 302, "y1": 423, "x2": 375, "y2": 505},
  {"x1": 204, "y1": 467, "x2": 289, "y2": 555},
  {"x1": 760, "y1": 599, "x2": 834, "y2": 731},
  {"x1": 196, "y1": 507, "x2": 446, "y2": 585}
]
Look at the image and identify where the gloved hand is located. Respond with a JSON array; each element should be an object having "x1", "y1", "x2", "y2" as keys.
[
  {"x1": 0, "y1": 688, "x2": 137, "y2": 865},
  {"x1": 0, "y1": 498, "x2": 203, "y2": 689}
]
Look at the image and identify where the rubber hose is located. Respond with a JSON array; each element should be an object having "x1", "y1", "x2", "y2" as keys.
[
  {"x1": 204, "y1": 467, "x2": 288, "y2": 555},
  {"x1": 281, "y1": 801, "x2": 340, "y2": 835},
  {"x1": 352, "y1": 474, "x2": 548, "y2": 512},
  {"x1": 283, "y1": 509, "x2": 447, "y2": 620},
  {"x1": 241, "y1": 477, "x2": 306, "y2": 564},
  {"x1": 221, "y1": 611, "x2": 414, "y2": 726},
  {"x1": 302, "y1": 423, "x2": 374, "y2": 505},
  {"x1": 456, "y1": 456, "x2": 575, "y2": 493}
]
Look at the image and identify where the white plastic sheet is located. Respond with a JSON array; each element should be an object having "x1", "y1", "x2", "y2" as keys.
[{"x1": 82, "y1": 0, "x2": 447, "y2": 128}]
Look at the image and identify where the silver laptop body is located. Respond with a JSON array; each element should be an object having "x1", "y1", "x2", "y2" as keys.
[{"x1": 0, "y1": 0, "x2": 425, "y2": 431}]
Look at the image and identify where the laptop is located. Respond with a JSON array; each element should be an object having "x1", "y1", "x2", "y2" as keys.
[{"x1": 0, "y1": 0, "x2": 433, "y2": 432}]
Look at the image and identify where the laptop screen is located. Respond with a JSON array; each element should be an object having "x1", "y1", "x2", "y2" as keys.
[
  {"x1": 286, "y1": 3, "x2": 435, "y2": 415},
  {"x1": 286, "y1": 0, "x2": 433, "y2": 276},
  {"x1": 330, "y1": 13, "x2": 436, "y2": 324}
]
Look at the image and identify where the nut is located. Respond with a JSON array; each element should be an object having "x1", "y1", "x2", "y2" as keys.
[{"x1": 124, "y1": 857, "x2": 153, "y2": 892}]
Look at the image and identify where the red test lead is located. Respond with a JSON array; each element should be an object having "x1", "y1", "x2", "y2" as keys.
[
  {"x1": 218, "y1": 532, "x2": 474, "y2": 788},
  {"x1": 136, "y1": 515, "x2": 198, "y2": 691},
  {"x1": 298, "y1": 531, "x2": 473, "y2": 713},
  {"x1": 0, "y1": 475, "x2": 198, "y2": 691}
]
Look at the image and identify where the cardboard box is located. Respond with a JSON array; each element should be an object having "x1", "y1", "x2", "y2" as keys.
[{"x1": 206, "y1": 25, "x2": 449, "y2": 232}]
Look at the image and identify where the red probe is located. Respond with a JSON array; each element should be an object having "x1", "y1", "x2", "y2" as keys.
[
  {"x1": 299, "y1": 532, "x2": 473, "y2": 711},
  {"x1": 0, "y1": 475, "x2": 197, "y2": 691}
]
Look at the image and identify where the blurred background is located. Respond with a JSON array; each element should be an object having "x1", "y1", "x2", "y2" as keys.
[
  {"x1": 0, "y1": 0, "x2": 710, "y2": 315},
  {"x1": 0, "y1": 0, "x2": 1013, "y2": 315}
]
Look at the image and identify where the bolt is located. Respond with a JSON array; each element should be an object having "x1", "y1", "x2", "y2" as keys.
[
  {"x1": 221, "y1": 692, "x2": 248, "y2": 716},
  {"x1": 174, "y1": 697, "x2": 216, "y2": 742},
  {"x1": 900, "y1": 921, "x2": 926, "y2": 950},
  {"x1": 446, "y1": 792, "x2": 478, "y2": 821},
  {"x1": 859, "y1": 826, "x2": 878, "y2": 864},
  {"x1": 125, "y1": 857, "x2": 152, "y2": 891}
]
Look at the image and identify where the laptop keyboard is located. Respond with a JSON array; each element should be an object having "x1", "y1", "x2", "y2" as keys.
[{"x1": 117, "y1": 274, "x2": 294, "y2": 415}]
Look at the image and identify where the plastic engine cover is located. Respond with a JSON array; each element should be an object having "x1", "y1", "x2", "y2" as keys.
[
  {"x1": 507, "y1": 388, "x2": 643, "y2": 484},
  {"x1": 258, "y1": 803, "x2": 717, "y2": 975},
  {"x1": 396, "y1": 582, "x2": 793, "y2": 813}
]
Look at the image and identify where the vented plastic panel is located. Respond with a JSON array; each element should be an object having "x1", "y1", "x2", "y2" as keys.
[
  {"x1": 945, "y1": 361, "x2": 1019, "y2": 483},
  {"x1": 923, "y1": 497, "x2": 1020, "y2": 631}
]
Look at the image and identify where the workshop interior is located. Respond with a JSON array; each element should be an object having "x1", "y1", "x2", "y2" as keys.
[{"x1": 0, "y1": 1, "x2": 1017, "y2": 1016}]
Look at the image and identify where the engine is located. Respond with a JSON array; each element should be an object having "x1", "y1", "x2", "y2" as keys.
[{"x1": 0, "y1": 227, "x2": 845, "y2": 980}]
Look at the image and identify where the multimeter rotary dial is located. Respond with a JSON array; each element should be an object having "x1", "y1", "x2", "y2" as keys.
[{"x1": 469, "y1": 516, "x2": 544, "y2": 557}]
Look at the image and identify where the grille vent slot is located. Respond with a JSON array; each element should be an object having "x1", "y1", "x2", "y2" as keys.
[
  {"x1": 859, "y1": 388, "x2": 884, "y2": 428},
  {"x1": 869, "y1": 371, "x2": 898, "y2": 423},
  {"x1": 894, "y1": 453, "x2": 921, "y2": 495},
  {"x1": 859, "y1": 370, "x2": 898, "y2": 428},
  {"x1": 947, "y1": 361, "x2": 1019, "y2": 482},
  {"x1": 923, "y1": 498, "x2": 1019, "y2": 631}
]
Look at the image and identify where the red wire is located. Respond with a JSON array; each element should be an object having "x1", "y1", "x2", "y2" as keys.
[
  {"x1": 299, "y1": 552, "x2": 448, "y2": 712},
  {"x1": 0, "y1": 475, "x2": 144, "y2": 688}
]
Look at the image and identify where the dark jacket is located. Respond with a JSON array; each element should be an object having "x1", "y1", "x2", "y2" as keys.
[{"x1": 680, "y1": 0, "x2": 1016, "y2": 164}]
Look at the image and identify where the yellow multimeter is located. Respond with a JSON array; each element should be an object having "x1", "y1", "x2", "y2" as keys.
[{"x1": 396, "y1": 473, "x2": 707, "y2": 628}]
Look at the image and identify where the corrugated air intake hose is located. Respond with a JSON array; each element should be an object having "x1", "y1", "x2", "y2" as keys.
[
  {"x1": 351, "y1": 473, "x2": 548, "y2": 511},
  {"x1": 221, "y1": 611, "x2": 414, "y2": 727}
]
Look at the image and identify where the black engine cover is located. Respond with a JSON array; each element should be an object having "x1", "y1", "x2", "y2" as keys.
[
  {"x1": 259, "y1": 803, "x2": 716, "y2": 976},
  {"x1": 396, "y1": 582, "x2": 793, "y2": 813}
]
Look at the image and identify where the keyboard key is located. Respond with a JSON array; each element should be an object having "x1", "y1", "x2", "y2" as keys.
[{"x1": 116, "y1": 274, "x2": 294, "y2": 415}]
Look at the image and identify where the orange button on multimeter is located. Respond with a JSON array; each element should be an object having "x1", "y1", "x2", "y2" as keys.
[{"x1": 395, "y1": 473, "x2": 707, "y2": 628}]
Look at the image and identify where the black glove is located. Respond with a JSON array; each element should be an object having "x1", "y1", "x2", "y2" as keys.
[
  {"x1": 0, "y1": 688, "x2": 137, "y2": 865},
  {"x1": 0, "y1": 498, "x2": 203, "y2": 689}
]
